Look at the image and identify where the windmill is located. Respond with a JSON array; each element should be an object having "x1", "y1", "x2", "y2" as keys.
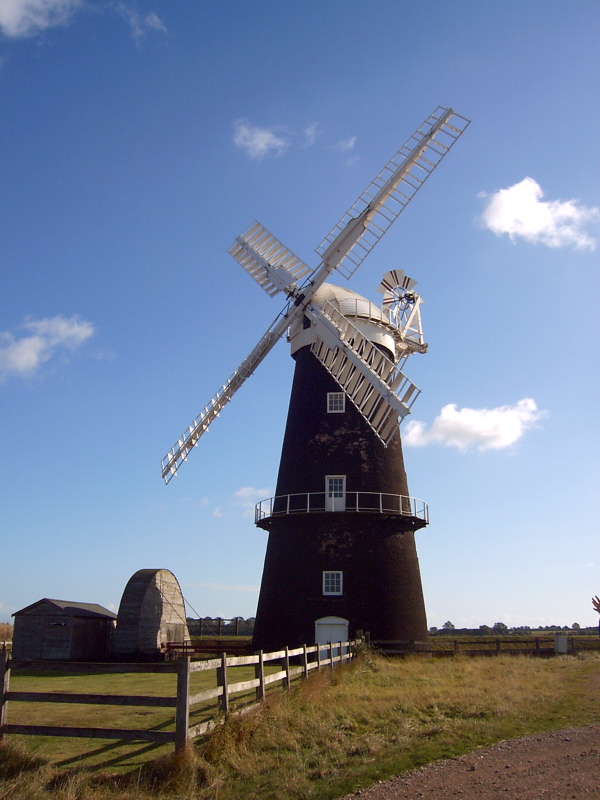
[{"x1": 162, "y1": 107, "x2": 470, "y2": 652}]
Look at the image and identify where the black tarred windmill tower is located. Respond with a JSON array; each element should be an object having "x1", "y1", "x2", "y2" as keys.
[{"x1": 162, "y1": 107, "x2": 470, "y2": 652}]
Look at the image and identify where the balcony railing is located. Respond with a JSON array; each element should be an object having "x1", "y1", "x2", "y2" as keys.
[{"x1": 255, "y1": 492, "x2": 428, "y2": 526}]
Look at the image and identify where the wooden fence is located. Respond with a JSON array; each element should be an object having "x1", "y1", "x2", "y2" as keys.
[
  {"x1": 371, "y1": 636, "x2": 600, "y2": 657},
  {"x1": 0, "y1": 640, "x2": 360, "y2": 754}
]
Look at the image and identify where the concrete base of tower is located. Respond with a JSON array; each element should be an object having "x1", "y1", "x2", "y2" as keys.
[{"x1": 252, "y1": 513, "x2": 429, "y2": 654}]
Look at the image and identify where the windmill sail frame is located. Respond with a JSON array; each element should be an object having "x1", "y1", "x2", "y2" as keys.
[{"x1": 161, "y1": 107, "x2": 470, "y2": 482}]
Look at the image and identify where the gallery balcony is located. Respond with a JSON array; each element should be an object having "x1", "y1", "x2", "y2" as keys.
[{"x1": 255, "y1": 492, "x2": 428, "y2": 530}]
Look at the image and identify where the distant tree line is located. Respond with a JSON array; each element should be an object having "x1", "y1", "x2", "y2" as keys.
[
  {"x1": 0, "y1": 622, "x2": 12, "y2": 642},
  {"x1": 186, "y1": 617, "x2": 255, "y2": 637},
  {"x1": 429, "y1": 621, "x2": 596, "y2": 636}
]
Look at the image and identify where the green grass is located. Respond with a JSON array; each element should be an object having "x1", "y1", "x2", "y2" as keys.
[
  {"x1": 5, "y1": 664, "x2": 280, "y2": 770},
  {"x1": 1, "y1": 651, "x2": 599, "y2": 799}
]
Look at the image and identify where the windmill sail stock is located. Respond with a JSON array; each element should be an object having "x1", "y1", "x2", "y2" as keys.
[{"x1": 162, "y1": 106, "x2": 470, "y2": 482}]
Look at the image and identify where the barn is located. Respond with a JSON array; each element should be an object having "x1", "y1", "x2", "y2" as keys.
[
  {"x1": 111, "y1": 569, "x2": 190, "y2": 660},
  {"x1": 12, "y1": 599, "x2": 116, "y2": 661}
]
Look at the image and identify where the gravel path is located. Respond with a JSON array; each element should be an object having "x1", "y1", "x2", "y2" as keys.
[{"x1": 341, "y1": 726, "x2": 600, "y2": 800}]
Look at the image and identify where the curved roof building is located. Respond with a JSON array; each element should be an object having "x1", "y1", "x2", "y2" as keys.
[{"x1": 112, "y1": 568, "x2": 189, "y2": 659}]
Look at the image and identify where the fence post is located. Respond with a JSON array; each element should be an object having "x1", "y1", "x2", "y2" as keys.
[
  {"x1": 572, "y1": 636, "x2": 577, "y2": 656},
  {"x1": 255, "y1": 650, "x2": 265, "y2": 702},
  {"x1": 329, "y1": 641, "x2": 334, "y2": 671},
  {"x1": 175, "y1": 655, "x2": 190, "y2": 754},
  {"x1": 536, "y1": 638, "x2": 541, "y2": 657},
  {"x1": 234, "y1": 617, "x2": 240, "y2": 637},
  {"x1": 302, "y1": 644, "x2": 308, "y2": 679},
  {"x1": 316, "y1": 644, "x2": 321, "y2": 672},
  {"x1": 453, "y1": 640, "x2": 459, "y2": 655},
  {"x1": 283, "y1": 646, "x2": 290, "y2": 690},
  {"x1": 218, "y1": 653, "x2": 229, "y2": 713},
  {"x1": 496, "y1": 639, "x2": 501, "y2": 656},
  {"x1": 0, "y1": 647, "x2": 10, "y2": 741}
]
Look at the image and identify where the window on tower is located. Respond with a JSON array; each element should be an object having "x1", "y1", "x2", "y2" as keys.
[
  {"x1": 323, "y1": 571, "x2": 343, "y2": 595},
  {"x1": 327, "y1": 392, "x2": 345, "y2": 413}
]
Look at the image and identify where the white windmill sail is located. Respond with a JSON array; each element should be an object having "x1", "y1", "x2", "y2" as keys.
[
  {"x1": 161, "y1": 315, "x2": 287, "y2": 482},
  {"x1": 162, "y1": 107, "x2": 470, "y2": 481},
  {"x1": 307, "y1": 301, "x2": 421, "y2": 446},
  {"x1": 229, "y1": 222, "x2": 314, "y2": 298},
  {"x1": 316, "y1": 107, "x2": 470, "y2": 279}
]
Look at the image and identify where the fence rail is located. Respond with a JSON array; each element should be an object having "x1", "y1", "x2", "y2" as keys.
[
  {"x1": 0, "y1": 640, "x2": 360, "y2": 754},
  {"x1": 371, "y1": 636, "x2": 600, "y2": 657}
]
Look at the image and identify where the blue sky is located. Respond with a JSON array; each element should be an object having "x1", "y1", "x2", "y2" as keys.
[{"x1": 1, "y1": 0, "x2": 599, "y2": 630}]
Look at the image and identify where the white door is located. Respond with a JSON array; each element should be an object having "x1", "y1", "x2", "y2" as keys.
[
  {"x1": 325, "y1": 475, "x2": 346, "y2": 511},
  {"x1": 315, "y1": 616, "x2": 349, "y2": 645}
]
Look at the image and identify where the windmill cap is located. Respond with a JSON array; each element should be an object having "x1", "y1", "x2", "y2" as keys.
[{"x1": 289, "y1": 281, "x2": 399, "y2": 358}]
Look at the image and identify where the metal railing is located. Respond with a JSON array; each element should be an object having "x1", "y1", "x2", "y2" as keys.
[{"x1": 255, "y1": 492, "x2": 428, "y2": 525}]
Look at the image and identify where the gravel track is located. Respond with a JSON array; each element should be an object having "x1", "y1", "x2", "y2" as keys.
[{"x1": 341, "y1": 726, "x2": 600, "y2": 800}]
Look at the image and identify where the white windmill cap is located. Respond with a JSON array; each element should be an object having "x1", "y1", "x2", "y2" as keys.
[{"x1": 289, "y1": 282, "x2": 398, "y2": 358}]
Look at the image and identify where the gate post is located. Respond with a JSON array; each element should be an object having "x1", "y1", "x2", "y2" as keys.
[
  {"x1": 255, "y1": 650, "x2": 265, "y2": 702},
  {"x1": 302, "y1": 644, "x2": 309, "y2": 679},
  {"x1": 283, "y1": 646, "x2": 290, "y2": 690},
  {"x1": 175, "y1": 655, "x2": 190, "y2": 754},
  {"x1": 218, "y1": 653, "x2": 229, "y2": 713}
]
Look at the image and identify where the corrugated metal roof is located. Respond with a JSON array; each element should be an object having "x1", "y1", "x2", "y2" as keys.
[{"x1": 13, "y1": 598, "x2": 117, "y2": 619}]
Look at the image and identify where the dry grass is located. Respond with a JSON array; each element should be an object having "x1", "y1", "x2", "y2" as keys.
[{"x1": 1, "y1": 651, "x2": 599, "y2": 800}]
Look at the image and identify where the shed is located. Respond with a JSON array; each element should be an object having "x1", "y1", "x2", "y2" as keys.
[
  {"x1": 111, "y1": 569, "x2": 190, "y2": 660},
  {"x1": 12, "y1": 599, "x2": 117, "y2": 661}
]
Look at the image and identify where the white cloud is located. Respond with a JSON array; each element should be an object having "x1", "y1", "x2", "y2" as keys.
[
  {"x1": 335, "y1": 136, "x2": 356, "y2": 152},
  {"x1": 212, "y1": 507, "x2": 222, "y2": 518},
  {"x1": 233, "y1": 485, "x2": 273, "y2": 516},
  {"x1": 0, "y1": 314, "x2": 94, "y2": 380},
  {"x1": 480, "y1": 177, "x2": 599, "y2": 250},
  {"x1": 0, "y1": 0, "x2": 81, "y2": 37},
  {"x1": 117, "y1": 4, "x2": 167, "y2": 40},
  {"x1": 404, "y1": 398, "x2": 545, "y2": 452},
  {"x1": 304, "y1": 122, "x2": 320, "y2": 146},
  {"x1": 233, "y1": 119, "x2": 288, "y2": 161}
]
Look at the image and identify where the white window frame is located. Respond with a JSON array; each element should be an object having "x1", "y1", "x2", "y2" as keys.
[
  {"x1": 325, "y1": 475, "x2": 346, "y2": 511},
  {"x1": 322, "y1": 571, "x2": 343, "y2": 596},
  {"x1": 327, "y1": 392, "x2": 345, "y2": 413}
]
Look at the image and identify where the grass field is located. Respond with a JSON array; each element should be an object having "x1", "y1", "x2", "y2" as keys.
[
  {"x1": 3, "y1": 663, "x2": 283, "y2": 770},
  {"x1": 1, "y1": 651, "x2": 599, "y2": 799}
]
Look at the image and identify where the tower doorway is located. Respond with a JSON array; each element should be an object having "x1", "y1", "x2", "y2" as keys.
[
  {"x1": 315, "y1": 616, "x2": 349, "y2": 645},
  {"x1": 325, "y1": 475, "x2": 346, "y2": 511}
]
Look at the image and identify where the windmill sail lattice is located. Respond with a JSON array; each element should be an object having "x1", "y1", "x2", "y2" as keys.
[
  {"x1": 161, "y1": 107, "x2": 470, "y2": 482},
  {"x1": 308, "y1": 301, "x2": 420, "y2": 445},
  {"x1": 316, "y1": 107, "x2": 470, "y2": 279},
  {"x1": 229, "y1": 222, "x2": 314, "y2": 298}
]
